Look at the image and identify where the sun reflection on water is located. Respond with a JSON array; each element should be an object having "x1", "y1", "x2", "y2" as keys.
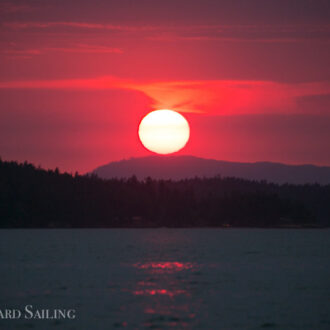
[
  {"x1": 133, "y1": 261, "x2": 195, "y2": 273},
  {"x1": 133, "y1": 288, "x2": 188, "y2": 297},
  {"x1": 128, "y1": 260, "x2": 198, "y2": 327}
]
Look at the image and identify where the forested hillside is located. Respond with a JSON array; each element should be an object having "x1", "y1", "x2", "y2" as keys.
[{"x1": 1, "y1": 159, "x2": 329, "y2": 228}]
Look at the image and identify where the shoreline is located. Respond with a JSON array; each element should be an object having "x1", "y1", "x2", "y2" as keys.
[{"x1": 0, "y1": 225, "x2": 328, "y2": 230}]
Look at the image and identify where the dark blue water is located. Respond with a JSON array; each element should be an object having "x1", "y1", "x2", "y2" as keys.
[{"x1": 0, "y1": 229, "x2": 329, "y2": 329}]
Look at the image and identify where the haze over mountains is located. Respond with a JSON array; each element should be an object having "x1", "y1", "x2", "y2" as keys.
[{"x1": 92, "y1": 156, "x2": 330, "y2": 185}]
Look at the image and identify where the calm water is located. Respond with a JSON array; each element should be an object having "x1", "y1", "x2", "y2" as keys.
[{"x1": 0, "y1": 229, "x2": 329, "y2": 329}]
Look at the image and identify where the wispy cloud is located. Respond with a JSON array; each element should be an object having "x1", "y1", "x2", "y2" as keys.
[
  {"x1": 147, "y1": 35, "x2": 330, "y2": 44},
  {"x1": 47, "y1": 45, "x2": 123, "y2": 54},
  {"x1": 0, "y1": 2, "x2": 32, "y2": 13},
  {"x1": 3, "y1": 21, "x2": 329, "y2": 43},
  {"x1": 3, "y1": 21, "x2": 157, "y2": 32},
  {"x1": 146, "y1": 23, "x2": 330, "y2": 43},
  {"x1": 0, "y1": 76, "x2": 329, "y2": 115},
  {"x1": 132, "y1": 80, "x2": 330, "y2": 115},
  {"x1": 1, "y1": 49, "x2": 42, "y2": 55},
  {"x1": 1, "y1": 44, "x2": 123, "y2": 58}
]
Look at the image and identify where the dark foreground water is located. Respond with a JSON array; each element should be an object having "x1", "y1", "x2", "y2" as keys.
[{"x1": 0, "y1": 229, "x2": 329, "y2": 329}]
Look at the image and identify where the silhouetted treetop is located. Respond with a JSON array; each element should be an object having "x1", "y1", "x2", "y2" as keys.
[{"x1": 0, "y1": 159, "x2": 329, "y2": 228}]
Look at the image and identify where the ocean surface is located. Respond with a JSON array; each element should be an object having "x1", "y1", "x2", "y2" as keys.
[{"x1": 0, "y1": 229, "x2": 329, "y2": 329}]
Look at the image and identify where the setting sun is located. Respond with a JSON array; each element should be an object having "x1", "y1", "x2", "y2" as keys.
[{"x1": 138, "y1": 110, "x2": 190, "y2": 154}]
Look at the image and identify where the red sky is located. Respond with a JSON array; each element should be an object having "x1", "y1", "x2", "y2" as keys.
[{"x1": 0, "y1": 0, "x2": 330, "y2": 173}]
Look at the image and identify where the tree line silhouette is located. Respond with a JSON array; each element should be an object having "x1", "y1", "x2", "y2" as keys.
[{"x1": 0, "y1": 159, "x2": 329, "y2": 228}]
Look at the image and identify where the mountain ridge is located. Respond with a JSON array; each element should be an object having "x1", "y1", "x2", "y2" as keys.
[{"x1": 92, "y1": 155, "x2": 330, "y2": 185}]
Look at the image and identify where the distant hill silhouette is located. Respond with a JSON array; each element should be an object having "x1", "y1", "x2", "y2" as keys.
[{"x1": 92, "y1": 156, "x2": 330, "y2": 185}]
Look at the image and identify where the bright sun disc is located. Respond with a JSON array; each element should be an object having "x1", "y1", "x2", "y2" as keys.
[{"x1": 138, "y1": 109, "x2": 190, "y2": 154}]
